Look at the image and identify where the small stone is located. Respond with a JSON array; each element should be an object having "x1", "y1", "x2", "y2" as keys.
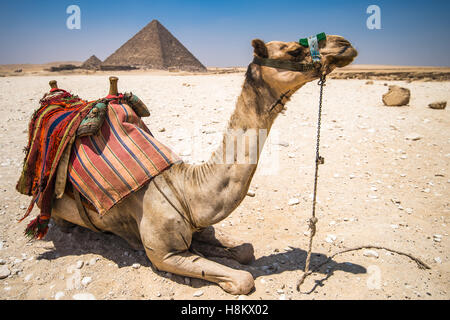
[
  {"x1": 132, "y1": 263, "x2": 141, "y2": 269},
  {"x1": 193, "y1": 290, "x2": 204, "y2": 297},
  {"x1": 325, "y1": 234, "x2": 337, "y2": 243},
  {"x1": 89, "y1": 257, "x2": 99, "y2": 266},
  {"x1": 405, "y1": 208, "x2": 413, "y2": 214},
  {"x1": 434, "y1": 257, "x2": 442, "y2": 264},
  {"x1": 288, "y1": 198, "x2": 300, "y2": 206},
  {"x1": 363, "y1": 250, "x2": 379, "y2": 258},
  {"x1": 156, "y1": 292, "x2": 161, "y2": 297},
  {"x1": 247, "y1": 190, "x2": 256, "y2": 197},
  {"x1": 158, "y1": 127, "x2": 166, "y2": 132},
  {"x1": 0, "y1": 265, "x2": 10, "y2": 279},
  {"x1": 55, "y1": 291, "x2": 65, "y2": 300},
  {"x1": 75, "y1": 261, "x2": 84, "y2": 269},
  {"x1": 390, "y1": 224, "x2": 399, "y2": 229},
  {"x1": 405, "y1": 133, "x2": 422, "y2": 141},
  {"x1": 24, "y1": 273, "x2": 33, "y2": 282},
  {"x1": 81, "y1": 277, "x2": 92, "y2": 286},
  {"x1": 428, "y1": 101, "x2": 446, "y2": 110},
  {"x1": 72, "y1": 293, "x2": 96, "y2": 300},
  {"x1": 277, "y1": 289, "x2": 284, "y2": 294}
]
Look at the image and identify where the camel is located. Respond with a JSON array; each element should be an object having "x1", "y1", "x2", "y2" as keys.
[{"x1": 50, "y1": 35, "x2": 357, "y2": 295}]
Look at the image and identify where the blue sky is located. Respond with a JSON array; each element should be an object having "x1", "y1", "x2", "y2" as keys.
[{"x1": 0, "y1": 0, "x2": 449, "y2": 67}]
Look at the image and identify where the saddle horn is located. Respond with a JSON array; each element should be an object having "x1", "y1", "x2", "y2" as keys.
[
  {"x1": 109, "y1": 76, "x2": 119, "y2": 96},
  {"x1": 49, "y1": 80, "x2": 58, "y2": 89}
]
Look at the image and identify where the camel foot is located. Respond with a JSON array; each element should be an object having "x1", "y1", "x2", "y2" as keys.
[{"x1": 218, "y1": 270, "x2": 255, "y2": 295}]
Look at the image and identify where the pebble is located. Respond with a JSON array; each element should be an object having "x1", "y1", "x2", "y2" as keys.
[
  {"x1": 72, "y1": 293, "x2": 96, "y2": 300},
  {"x1": 288, "y1": 198, "x2": 300, "y2": 206},
  {"x1": 247, "y1": 190, "x2": 256, "y2": 197},
  {"x1": 325, "y1": 234, "x2": 337, "y2": 243},
  {"x1": 0, "y1": 265, "x2": 10, "y2": 279},
  {"x1": 0, "y1": 259, "x2": 6, "y2": 265},
  {"x1": 363, "y1": 250, "x2": 379, "y2": 258},
  {"x1": 132, "y1": 263, "x2": 141, "y2": 269},
  {"x1": 24, "y1": 273, "x2": 33, "y2": 282},
  {"x1": 434, "y1": 257, "x2": 442, "y2": 264},
  {"x1": 55, "y1": 291, "x2": 65, "y2": 300},
  {"x1": 193, "y1": 290, "x2": 204, "y2": 297},
  {"x1": 89, "y1": 257, "x2": 99, "y2": 266},
  {"x1": 405, "y1": 208, "x2": 413, "y2": 214},
  {"x1": 81, "y1": 277, "x2": 92, "y2": 286},
  {"x1": 390, "y1": 224, "x2": 399, "y2": 229},
  {"x1": 405, "y1": 133, "x2": 422, "y2": 141},
  {"x1": 76, "y1": 261, "x2": 84, "y2": 269}
]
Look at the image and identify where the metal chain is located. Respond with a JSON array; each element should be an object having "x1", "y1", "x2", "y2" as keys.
[{"x1": 297, "y1": 72, "x2": 327, "y2": 291}]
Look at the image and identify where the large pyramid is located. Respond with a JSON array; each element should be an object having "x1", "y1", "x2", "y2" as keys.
[{"x1": 102, "y1": 20, "x2": 206, "y2": 72}]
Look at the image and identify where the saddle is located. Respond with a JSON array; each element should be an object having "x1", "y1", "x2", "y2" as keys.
[{"x1": 16, "y1": 78, "x2": 155, "y2": 239}]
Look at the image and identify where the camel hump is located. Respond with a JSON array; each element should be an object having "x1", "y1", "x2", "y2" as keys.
[{"x1": 109, "y1": 76, "x2": 119, "y2": 96}]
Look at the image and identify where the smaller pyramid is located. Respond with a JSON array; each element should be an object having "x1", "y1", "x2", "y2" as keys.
[{"x1": 81, "y1": 55, "x2": 102, "y2": 70}]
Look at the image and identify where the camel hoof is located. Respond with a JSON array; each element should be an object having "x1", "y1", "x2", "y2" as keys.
[
  {"x1": 219, "y1": 270, "x2": 254, "y2": 295},
  {"x1": 229, "y1": 243, "x2": 255, "y2": 265}
]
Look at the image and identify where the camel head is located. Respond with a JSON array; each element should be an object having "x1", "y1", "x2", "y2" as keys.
[{"x1": 250, "y1": 34, "x2": 358, "y2": 94}]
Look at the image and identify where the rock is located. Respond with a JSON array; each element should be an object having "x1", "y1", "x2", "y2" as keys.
[
  {"x1": 158, "y1": 127, "x2": 166, "y2": 132},
  {"x1": 428, "y1": 101, "x2": 446, "y2": 110},
  {"x1": 24, "y1": 273, "x2": 33, "y2": 282},
  {"x1": 55, "y1": 291, "x2": 65, "y2": 300},
  {"x1": 365, "y1": 81, "x2": 374, "y2": 85},
  {"x1": 193, "y1": 290, "x2": 204, "y2": 297},
  {"x1": 405, "y1": 208, "x2": 413, "y2": 214},
  {"x1": 81, "y1": 277, "x2": 92, "y2": 286},
  {"x1": 325, "y1": 234, "x2": 337, "y2": 243},
  {"x1": 288, "y1": 198, "x2": 300, "y2": 206},
  {"x1": 382, "y1": 86, "x2": 411, "y2": 106},
  {"x1": 405, "y1": 133, "x2": 422, "y2": 141},
  {"x1": 247, "y1": 190, "x2": 256, "y2": 197},
  {"x1": 132, "y1": 263, "x2": 141, "y2": 269},
  {"x1": 72, "y1": 293, "x2": 96, "y2": 300},
  {"x1": 434, "y1": 257, "x2": 442, "y2": 264},
  {"x1": 75, "y1": 260, "x2": 84, "y2": 269},
  {"x1": 89, "y1": 257, "x2": 99, "y2": 266},
  {"x1": 363, "y1": 250, "x2": 379, "y2": 258},
  {"x1": 0, "y1": 265, "x2": 10, "y2": 279}
]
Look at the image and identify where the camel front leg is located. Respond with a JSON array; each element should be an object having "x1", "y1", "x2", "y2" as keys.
[
  {"x1": 148, "y1": 249, "x2": 255, "y2": 295},
  {"x1": 192, "y1": 226, "x2": 255, "y2": 264}
]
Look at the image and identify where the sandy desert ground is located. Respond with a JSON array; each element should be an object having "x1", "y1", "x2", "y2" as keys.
[{"x1": 0, "y1": 72, "x2": 448, "y2": 300}]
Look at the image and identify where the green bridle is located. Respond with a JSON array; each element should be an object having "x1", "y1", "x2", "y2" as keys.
[{"x1": 253, "y1": 32, "x2": 326, "y2": 72}]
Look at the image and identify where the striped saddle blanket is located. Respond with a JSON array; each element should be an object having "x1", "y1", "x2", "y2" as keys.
[{"x1": 68, "y1": 101, "x2": 181, "y2": 215}]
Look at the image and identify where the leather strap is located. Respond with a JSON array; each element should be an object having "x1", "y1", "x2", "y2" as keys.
[
  {"x1": 73, "y1": 188, "x2": 102, "y2": 233},
  {"x1": 253, "y1": 56, "x2": 319, "y2": 72}
]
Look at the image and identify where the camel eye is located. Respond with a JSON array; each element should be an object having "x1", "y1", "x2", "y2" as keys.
[{"x1": 287, "y1": 48, "x2": 303, "y2": 57}]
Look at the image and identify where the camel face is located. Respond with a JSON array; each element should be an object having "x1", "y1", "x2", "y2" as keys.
[{"x1": 252, "y1": 35, "x2": 357, "y2": 93}]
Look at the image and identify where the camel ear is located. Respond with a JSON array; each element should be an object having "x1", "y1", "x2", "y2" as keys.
[{"x1": 252, "y1": 39, "x2": 268, "y2": 58}]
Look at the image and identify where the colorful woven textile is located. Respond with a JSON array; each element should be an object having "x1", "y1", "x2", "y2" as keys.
[
  {"x1": 68, "y1": 102, "x2": 181, "y2": 215},
  {"x1": 16, "y1": 89, "x2": 95, "y2": 239}
]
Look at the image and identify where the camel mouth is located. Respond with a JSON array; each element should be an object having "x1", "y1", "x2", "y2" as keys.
[{"x1": 333, "y1": 46, "x2": 358, "y2": 68}]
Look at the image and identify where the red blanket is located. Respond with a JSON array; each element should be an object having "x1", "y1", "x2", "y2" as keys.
[
  {"x1": 17, "y1": 89, "x2": 95, "y2": 239},
  {"x1": 68, "y1": 102, "x2": 181, "y2": 215}
]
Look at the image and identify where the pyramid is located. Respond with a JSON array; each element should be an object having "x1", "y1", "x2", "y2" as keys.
[
  {"x1": 102, "y1": 20, "x2": 206, "y2": 72},
  {"x1": 81, "y1": 55, "x2": 102, "y2": 70}
]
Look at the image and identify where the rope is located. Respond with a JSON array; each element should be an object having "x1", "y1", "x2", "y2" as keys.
[
  {"x1": 296, "y1": 73, "x2": 431, "y2": 292},
  {"x1": 296, "y1": 73, "x2": 326, "y2": 291}
]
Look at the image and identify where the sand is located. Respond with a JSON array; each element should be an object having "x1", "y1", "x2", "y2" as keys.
[{"x1": 0, "y1": 73, "x2": 448, "y2": 300}]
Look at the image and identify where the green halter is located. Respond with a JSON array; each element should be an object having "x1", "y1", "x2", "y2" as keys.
[{"x1": 252, "y1": 33, "x2": 326, "y2": 72}]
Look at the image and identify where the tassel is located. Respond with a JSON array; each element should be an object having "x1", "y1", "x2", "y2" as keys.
[{"x1": 24, "y1": 216, "x2": 50, "y2": 240}]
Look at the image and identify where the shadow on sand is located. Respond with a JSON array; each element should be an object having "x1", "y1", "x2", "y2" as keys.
[{"x1": 37, "y1": 223, "x2": 366, "y2": 293}]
